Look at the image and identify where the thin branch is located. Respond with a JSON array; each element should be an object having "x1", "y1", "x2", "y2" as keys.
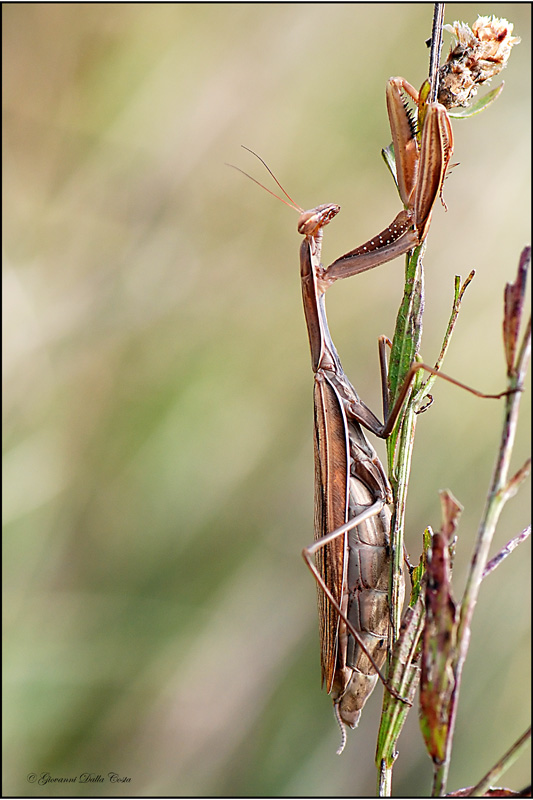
[
  {"x1": 438, "y1": 249, "x2": 531, "y2": 796},
  {"x1": 483, "y1": 526, "x2": 531, "y2": 580},
  {"x1": 468, "y1": 727, "x2": 531, "y2": 797},
  {"x1": 429, "y1": 4, "x2": 446, "y2": 101}
]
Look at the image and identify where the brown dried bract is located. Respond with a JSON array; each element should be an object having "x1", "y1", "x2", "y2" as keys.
[{"x1": 438, "y1": 16, "x2": 520, "y2": 109}]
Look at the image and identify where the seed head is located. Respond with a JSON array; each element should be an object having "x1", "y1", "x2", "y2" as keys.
[{"x1": 438, "y1": 16, "x2": 520, "y2": 109}]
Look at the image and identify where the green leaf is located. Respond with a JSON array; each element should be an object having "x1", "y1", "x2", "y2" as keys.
[{"x1": 448, "y1": 83, "x2": 505, "y2": 119}]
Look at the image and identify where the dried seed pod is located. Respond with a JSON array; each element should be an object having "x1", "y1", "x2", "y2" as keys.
[{"x1": 438, "y1": 16, "x2": 520, "y2": 109}]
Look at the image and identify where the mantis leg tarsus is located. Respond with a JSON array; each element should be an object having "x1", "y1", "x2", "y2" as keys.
[
  {"x1": 344, "y1": 355, "x2": 511, "y2": 443},
  {"x1": 415, "y1": 393, "x2": 434, "y2": 414}
]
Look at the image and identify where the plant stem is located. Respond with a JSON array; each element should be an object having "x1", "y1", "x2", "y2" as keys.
[
  {"x1": 377, "y1": 10, "x2": 447, "y2": 793},
  {"x1": 378, "y1": 242, "x2": 424, "y2": 796},
  {"x1": 437, "y1": 251, "x2": 531, "y2": 796}
]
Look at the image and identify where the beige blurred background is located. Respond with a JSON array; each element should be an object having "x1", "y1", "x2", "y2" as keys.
[{"x1": 3, "y1": 4, "x2": 530, "y2": 797}]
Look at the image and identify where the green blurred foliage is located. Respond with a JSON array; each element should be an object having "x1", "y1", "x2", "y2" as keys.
[{"x1": 3, "y1": 4, "x2": 530, "y2": 796}]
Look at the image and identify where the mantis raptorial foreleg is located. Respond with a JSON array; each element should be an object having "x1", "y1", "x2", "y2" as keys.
[{"x1": 321, "y1": 77, "x2": 454, "y2": 284}]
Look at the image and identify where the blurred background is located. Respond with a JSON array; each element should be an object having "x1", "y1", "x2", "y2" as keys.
[{"x1": 3, "y1": 4, "x2": 530, "y2": 797}]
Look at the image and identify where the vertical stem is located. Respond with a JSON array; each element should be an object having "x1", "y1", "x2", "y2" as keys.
[
  {"x1": 378, "y1": 761, "x2": 392, "y2": 797},
  {"x1": 377, "y1": 8, "x2": 445, "y2": 794},
  {"x1": 441, "y1": 361, "x2": 530, "y2": 794},
  {"x1": 378, "y1": 13, "x2": 446, "y2": 792},
  {"x1": 429, "y1": 4, "x2": 446, "y2": 101},
  {"x1": 387, "y1": 244, "x2": 425, "y2": 641},
  {"x1": 436, "y1": 245, "x2": 530, "y2": 792},
  {"x1": 432, "y1": 762, "x2": 447, "y2": 797},
  {"x1": 378, "y1": 244, "x2": 424, "y2": 796}
]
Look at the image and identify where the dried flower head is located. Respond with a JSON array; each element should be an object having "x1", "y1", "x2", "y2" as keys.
[{"x1": 438, "y1": 16, "x2": 520, "y2": 109}]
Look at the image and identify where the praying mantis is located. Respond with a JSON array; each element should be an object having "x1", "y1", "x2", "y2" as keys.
[{"x1": 230, "y1": 76, "x2": 507, "y2": 753}]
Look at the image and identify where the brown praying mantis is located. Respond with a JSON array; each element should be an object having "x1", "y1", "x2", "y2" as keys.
[{"x1": 230, "y1": 77, "x2": 508, "y2": 754}]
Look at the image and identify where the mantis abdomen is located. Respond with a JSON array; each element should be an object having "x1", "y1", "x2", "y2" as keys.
[{"x1": 336, "y1": 468, "x2": 397, "y2": 728}]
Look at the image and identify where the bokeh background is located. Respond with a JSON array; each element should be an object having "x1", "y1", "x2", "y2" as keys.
[{"x1": 3, "y1": 4, "x2": 530, "y2": 797}]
